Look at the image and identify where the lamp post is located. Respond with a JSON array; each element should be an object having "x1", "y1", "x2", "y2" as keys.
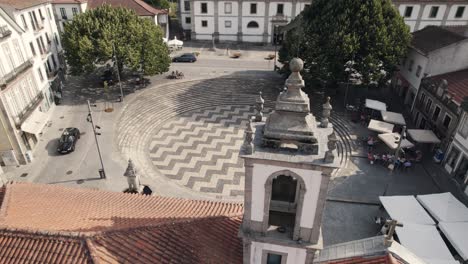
[
  {"x1": 112, "y1": 43, "x2": 124, "y2": 103},
  {"x1": 87, "y1": 100, "x2": 106, "y2": 179},
  {"x1": 273, "y1": 25, "x2": 279, "y2": 71}
]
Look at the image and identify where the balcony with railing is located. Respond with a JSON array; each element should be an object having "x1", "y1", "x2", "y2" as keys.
[
  {"x1": 13, "y1": 92, "x2": 44, "y2": 127},
  {"x1": 34, "y1": 21, "x2": 44, "y2": 33},
  {"x1": 0, "y1": 25, "x2": 12, "y2": 40},
  {"x1": 47, "y1": 69, "x2": 58, "y2": 80},
  {"x1": 271, "y1": 14, "x2": 288, "y2": 22},
  {"x1": 0, "y1": 59, "x2": 34, "y2": 90}
]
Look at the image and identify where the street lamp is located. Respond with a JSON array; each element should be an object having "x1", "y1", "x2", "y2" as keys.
[
  {"x1": 87, "y1": 100, "x2": 106, "y2": 179},
  {"x1": 112, "y1": 43, "x2": 124, "y2": 103},
  {"x1": 273, "y1": 25, "x2": 279, "y2": 71}
]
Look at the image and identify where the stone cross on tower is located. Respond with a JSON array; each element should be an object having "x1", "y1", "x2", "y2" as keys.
[{"x1": 123, "y1": 159, "x2": 141, "y2": 193}]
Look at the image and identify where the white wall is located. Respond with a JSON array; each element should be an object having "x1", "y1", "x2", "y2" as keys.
[
  {"x1": 421, "y1": 5, "x2": 447, "y2": 20},
  {"x1": 399, "y1": 4, "x2": 421, "y2": 20},
  {"x1": 218, "y1": 1, "x2": 239, "y2": 16},
  {"x1": 447, "y1": 5, "x2": 468, "y2": 20},
  {"x1": 251, "y1": 164, "x2": 323, "y2": 229},
  {"x1": 194, "y1": 1, "x2": 215, "y2": 16},
  {"x1": 243, "y1": 17, "x2": 264, "y2": 35},
  {"x1": 399, "y1": 48, "x2": 428, "y2": 92},
  {"x1": 268, "y1": 2, "x2": 292, "y2": 17},
  {"x1": 242, "y1": 2, "x2": 265, "y2": 17},
  {"x1": 454, "y1": 113, "x2": 468, "y2": 152},
  {"x1": 218, "y1": 17, "x2": 238, "y2": 34},
  {"x1": 194, "y1": 16, "x2": 215, "y2": 34},
  {"x1": 426, "y1": 40, "x2": 468, "y2": 76},
  {"x1": 251, "y1": 241, "x2": 306, "y2": 264}
]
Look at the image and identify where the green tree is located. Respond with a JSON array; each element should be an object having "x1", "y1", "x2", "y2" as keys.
[
  {"x1": 62, "y1": 5, "x2": 170, "y2": 76},
  {"x1": 283, "y1": 0, "x2": 411, "y2": 88},
  {"x1": 144, "y1": 0, "x2": 170, "y2": 10}
]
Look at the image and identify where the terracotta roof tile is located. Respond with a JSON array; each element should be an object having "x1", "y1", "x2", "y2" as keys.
[
  {"x1": 52, "y1": 0, "x2": 87, "y2": 3},
  {"x1": 427, "y1": 68, "x2": 468, "y2": 105},
  {"x1": 0, "y1": 182, "x2": 243, "y2": 233},
  {"x1": 88, "y1": 0, "x2": 167, "y2": 16},
  {"x1": 0, "y1": 0, "x2": 49, "y2": 10}
]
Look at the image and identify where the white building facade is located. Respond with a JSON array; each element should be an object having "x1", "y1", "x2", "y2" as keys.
[
  {"x1": 52, "y1": 0, "x2": 88, "y2": 33},
  {"x1": 394, "y1": 0, "x2": 468, "y2": 32},
  {"x1": 179, "y1": 0, "x2": 468, "y2": 43},
  {"x1": 445, "y1": 110, "x2": 468, "y2": 195},
  {"x1": 179, "y1": 0, "x2": 310, "y2": 43}
]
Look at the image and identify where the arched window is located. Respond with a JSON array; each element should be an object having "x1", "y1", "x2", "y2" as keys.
[{"x1": 247, "y1": 21, "x2": 259, "y2": 28}]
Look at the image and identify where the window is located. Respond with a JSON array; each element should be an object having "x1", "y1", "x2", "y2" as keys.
[
  {"x1": 443, "y1": 114, "x2": 452, "y2": 129},
  {"x1": 36, "y1": 39, "x2": 43, "y2": 54},
  {"x1": 447, "y1": 147, "x2": 460, "y2": 168},
  {"x1": 404, "y1": 6, "x2": 413, "y2": 17},
  {"x1": 47, "y1": 8, "x2": 52, "y2": 19},
  {"x1": 429, "y1": 6, "x2": 439, "y2": 18},
  {"x1": 247, "y1": 21, "x2": 259, "y2": 28},
  {"x1": 408, "y1": 59, "x2": 414, "y2": 71},
  {"x1": 72, "y1": 8, "x2": 78, "y2": 16},
  {"x1": 432, "y1": 106, "x2": 441, "y2": 121},
  {"x1": 201, "y1": 3, "x2": 208, "y2": 13},
  {"x1": 266, "y1": 253, "x2": 282, "y2": 264},
  {"x1": 45, "y1": 32, "x2": 50, "y2": 43},
  {"x1": 277, "y1": 4, "x2": 284, "y2": 15},
  {"x1": 201, "y1": 20, "x2": 208, "y2": 27},
  {"x1": 271, "y1": 175, "x2": 297, "y2": 202},
  {"x1": 455, "y1": 6, "x2": 465, "y2": 18},
  {"x1": 32, "y1": 11, "x2": 39, "y2": 28},
  {"x1": 459, "y1": 115, "x2": 468, "y2": 138},
  {"x1": 60, "y1": 8, "x2": 67, "y2": 19},
  {"x1": 54, "y1": 33, "x2": 59, "y2": 46},
  {"x1": 416, "y1": 65, "x2": 422, "y2": 77},
  {"x1": 51, "y1": 54, "x2": 57, "y2": 68},
  {"x1": 20, "y1": 14, "x2": 27, "y2": 29},
  {"x1": 37, "y1": 68, "x2": 44, "y2": 81},
  {"x1": 419, "y1": 93, "x2": 426, "y2": 105},
  {"x1": 29, "y1": 12, "x2": 36, "y2": 31},
  {"x1": 184, "y1": 1, "x2": 190, "y2": 11},
  {"x1": 29, "y1": 42, "x2": 36, "y2": 56},
  {"x1": 225, "y1": 20, "x2": 232, "y2": 28},
  {"x1": 304, "y1": 4, "x2": 310, "y2": 9},
  {"x1": 250, "y1": 3, "x2": 257, "y2": 14},
  {"x1": 40, "y1": 36, "x2": 46, "y2": 52},
  {"x1": 2, "y1": 43, "x2": 15, "y2": 70},
  {"x1": 13, "y1": 39, "x2": 24, "y2": 63},
  {"x1": 224, "y1": 2, "x2": 232, "y2": 14},
  {"x1": 185, "y1": 17, "x2": 191, "y2": 24},
  {"x1": 38, "y1": 9, "x2": 44, "y2": 20},
  {"x1": 425, "y1": 98, "x2": 432, "y2": 113}
]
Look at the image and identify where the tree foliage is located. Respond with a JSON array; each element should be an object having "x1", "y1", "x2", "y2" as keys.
[
  {"x1": 62, "y1": 5, "x2": 171, "y2": 76},
  {"x1": 281, "y1": 0, "x2": 411, "y2": 88},
  {"x1": 144, "y1": 0, "x2": 170, "y2": 10}
]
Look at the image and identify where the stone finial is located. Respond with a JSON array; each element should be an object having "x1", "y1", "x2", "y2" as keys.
[
  {"x1": 324, "y1": 131, "x2": 338, "y2": 163},
  {"x1": 124, "y1": 159, "x2": 140, "y2": 192},
  {"x1": 255, "y1": 92, "x2": 265, "y2": 122},
  {"x1": 439, "y1": 79, "x2": 448, "y2": 91},
  {"x1": 242, "y1": 119, "x2": 254, "y2": 154},
  {"x1": 321, "y1": 97, "x2": 332, "y2": 128}
]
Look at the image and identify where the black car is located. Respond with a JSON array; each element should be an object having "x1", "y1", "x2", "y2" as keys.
[
  {"x1": 172, "y1": 53, "x2": 197, "y2": 63},
  {"x1": 57, "y1": 128, "x2": 80, "y2": 154},
  {"x1": 100, "y1": 69, "x2": 115, "y2": 85}
]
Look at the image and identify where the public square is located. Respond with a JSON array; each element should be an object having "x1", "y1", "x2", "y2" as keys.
[{"x1": 1, "y1": 44, "x2": 465, "y2": 246}]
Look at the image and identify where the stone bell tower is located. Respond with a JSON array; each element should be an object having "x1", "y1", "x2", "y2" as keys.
[{"x1": 239, "y1": 58, "x2": 339, "y2": 264}]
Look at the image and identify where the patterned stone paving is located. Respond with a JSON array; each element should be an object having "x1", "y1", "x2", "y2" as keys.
[{"x1": 148, "y1": 105, "x2": 252, "y2": 197}]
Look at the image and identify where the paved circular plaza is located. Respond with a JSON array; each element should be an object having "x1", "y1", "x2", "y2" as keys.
[{"x1": 116, "y1": 74, "x2": 281, "y2": 200}]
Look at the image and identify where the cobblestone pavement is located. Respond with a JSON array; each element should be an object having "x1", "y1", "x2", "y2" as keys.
[{"x1": 116, "y1": 75, "x2": 280, "y2": 201}]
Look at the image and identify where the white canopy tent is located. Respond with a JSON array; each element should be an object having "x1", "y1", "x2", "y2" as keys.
[
  {"x1": 416, "y1": 192, "x2": 468, "y2": 222},
  {"x1": 381, "y1": 111, "x2": 406, "y2": 125},
  {"x1": 378, "y1": 133, "x2": 414, "y2": 150},
  {"x1": 167, "y1": 37, "x2": 183, "y2": 48},
  {"x1": 439, "y1": 222, "x2": 468, "y2": 261},
  {"x1": 396, "y1": 223, "x2": 458, "y2": 264},
  {"x1": 20, "y1": 109, "x2": 49, "y2": 137},
  {"x1": 379, "y1": 195, "x2": 435, "y2": 225},
  {"x1": 365, "y1": 99, "x2": 387, "y2": 111},
  {"x1": 368, "y1": 119, "x2": 394, "y2": 134},
  {"x1": 407, "y1": 129, "x2": 441, "y2": 144}
]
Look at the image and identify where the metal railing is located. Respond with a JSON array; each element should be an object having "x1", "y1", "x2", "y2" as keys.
[
  {"x1": 0, "y1": 59, "x2": 34, "y2": 89},
  {"x1": 13, "y1": 92, "x2": 44, "y2": 127},
  {"x1": 0, "y1": 25, "x2": 12, "y2": 39}
]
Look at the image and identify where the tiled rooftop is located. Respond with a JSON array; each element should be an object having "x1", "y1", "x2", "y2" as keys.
[
  {"x1": 427, "y1": 68, "x2": 468, "y2": 105},
  {"x1": 0, "y1": 0, "x2": 49, "y2": 10},
  {"x1": 411, "y1": 26, "x2": 467, "y2": 54},
  {"x1": 88, "y1": 0, "x2": 167, "y2": 16}
]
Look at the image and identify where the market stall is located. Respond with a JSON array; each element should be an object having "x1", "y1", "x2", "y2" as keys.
[
  {"x1": 379, "y1": 195, "x2": 435, "y2": 225},
  {"x1": 378, "y1": 133, "x2": 414, "y2": 150},
  {"x1": 439, "y1": 222, "x2": 468, "y2": 261},
  {"x1": 368, "y1": 119, "x2": 394, "y2": 134},
  {"x1": 381, "y1": 111, "x2": 406, "y2": 125},
  {"x1": 407, "y1": 129, "x2": 441, "y2": 144},
  {"x1": 416, "y1": 192, "x2": 468, "y2": 222},
  {"x1": 365, "y1": 99, "x2": 387, "y2": 112}
]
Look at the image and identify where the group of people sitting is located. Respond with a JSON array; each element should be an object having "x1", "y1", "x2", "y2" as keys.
[{"x1": 367, "y1": 152, "x2": 413, "y2": 171}]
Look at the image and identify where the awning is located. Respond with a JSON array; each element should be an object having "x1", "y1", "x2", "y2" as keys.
[
  {"x1": 20, "y1": 109, "x2": 49, "y2": 137},
  {"x1": 439, "y1": 222, "x2": 468, "y2": 261},
  {"x1": 365, "y1": 99, "x2": 387, "y2": 111},
  {"x1": 381, "y1": 111, "x2": 406, "y2": 125},
  {"x1": 379, "y1": 195, "x2": 435, "y2": 225},
  {"x1": 378, "y1": 133, "x2": 414, "y2": 150},
  {"x1": 407, "y1": 129, "x2": 441, "y2": 144},
  {"x1": 167, "y1": 37, "x2": 183, "y2": 47},
  {"x1": 368, "y1": 119, "x2": 394, "y2": 133},
  {"x1": 396, "y1": 223, "x2": 457, "y2": 263},
  {"x1": 416, "y1": 192, "x2": 468, "y2": 222}
]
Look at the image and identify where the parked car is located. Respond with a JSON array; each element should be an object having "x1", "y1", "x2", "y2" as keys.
[
  {"x1": 100, "y1": 69, "x2": 115, "y2": 85},
  {"x1": 172, "y1": 53, "x2": 197, "y2": 63},
  {"x1": 57, "y1": 128, "x2": 81, "y2": 154}
]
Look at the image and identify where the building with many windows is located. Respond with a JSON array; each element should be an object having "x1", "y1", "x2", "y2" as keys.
[
  {"x1": 394, "y1": 0, "x2": 468, "y2": 32},
  {"x1": 178, "y1": 0, "x2": 468, "y2": 43},
  {"x1": 51, "y1": 0, "x2": 87, "y2": 32},
  {"x1": 445, "y1": 108, "x2": 468, "y2": 195},
  {"x1": 0, "y1": 6, "x2": 49, "y2": 167}
]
